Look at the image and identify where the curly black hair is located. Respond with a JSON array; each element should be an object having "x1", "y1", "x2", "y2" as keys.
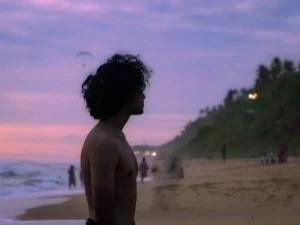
[{"x1": 81, "y1": 53, "x2": 152, "y2": 120}]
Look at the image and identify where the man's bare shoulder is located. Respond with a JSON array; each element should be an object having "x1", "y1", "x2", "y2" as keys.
[
  {"x1": 84, "y1": 127, "x2": 120, "y2": 145},
  {"x1": 96, "y1": 135, "x2": 120, "y2": 150},
  {"x1": 82, "y1": 128, "x2": 121, "y2": 160}
]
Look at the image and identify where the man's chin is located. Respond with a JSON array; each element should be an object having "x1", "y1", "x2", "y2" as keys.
[{"x1": 132, "y1": 109, "x2": 144, "y2": 115}]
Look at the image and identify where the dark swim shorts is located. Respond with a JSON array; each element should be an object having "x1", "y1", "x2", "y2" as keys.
[
  {"x1": 85, "y1": 218, "x2": 136, "y2": 225},
  {"x1": 86, "y1": 218, "x2": 97, "y2": 225}
]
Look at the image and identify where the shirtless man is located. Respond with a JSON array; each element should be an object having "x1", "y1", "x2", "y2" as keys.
[{"x1": 80, "y1": 53, "x2": 152, "y2": 225}]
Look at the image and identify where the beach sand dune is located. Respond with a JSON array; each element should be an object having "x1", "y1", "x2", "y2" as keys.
[{"x1": 17, "y1": 158, "x2": 300, "y2": 225}]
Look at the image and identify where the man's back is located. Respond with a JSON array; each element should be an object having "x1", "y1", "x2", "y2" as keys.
[{"x1": 81, "y1": 125, "x2": 138, "y2": 225}]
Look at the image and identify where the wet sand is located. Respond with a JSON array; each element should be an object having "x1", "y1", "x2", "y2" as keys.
[{"x1": 17, "y1": 158, "x2": 300, "y2": 225}]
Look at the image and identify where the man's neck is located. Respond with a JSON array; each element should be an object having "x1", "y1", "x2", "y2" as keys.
[{"x1": 98, "y1": 113, "x2": 130, "y2": 133}]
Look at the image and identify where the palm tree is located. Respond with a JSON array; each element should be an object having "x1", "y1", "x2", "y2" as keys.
[
  {"x1": 205, "y1": 107, "x2": 210, "y2": 114},
  {"x1": 237, "y1": 88, "x2": 248, "y2": 99},
  {"x1": 255, "y1": 64, "x2": 270, "y2": 89},
  {"x1": 199, "y1": 109, "x2": 205, "y2": 116},
  {"x1": 224, "y1": 89, "x2": 238, "y2": 105},
  {"x1": 283, "y1": 59, "x2": 295, "y2": 75},
  {"x1": 184, "y1": 121, "x2": 193, "y2": 130},
  {"x1": 257, "y1": 64, "x2": 269, "y2": 79},
  {"x1": 211, "y1": 106, "x2": 217, "y2": 115},
  {"x1": 254, "y1": 78, "x2": 260, "y2": 89},
  {"x1": 270, "y1": 57, "x2": 282, "y2": 79}
]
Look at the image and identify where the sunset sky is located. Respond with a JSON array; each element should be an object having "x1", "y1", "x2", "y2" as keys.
[{"x1": 1, "y1": 0, "x2": 300, "y2": 162}]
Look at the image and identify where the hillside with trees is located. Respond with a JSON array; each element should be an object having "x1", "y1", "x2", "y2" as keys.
[{"x1": 157, "y1": 57, "x2": 300, "y2": 159}]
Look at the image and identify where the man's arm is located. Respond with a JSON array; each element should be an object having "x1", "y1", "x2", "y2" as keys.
[{"x1": 90, "y1": 138, "x2": 119, "y2": 225}]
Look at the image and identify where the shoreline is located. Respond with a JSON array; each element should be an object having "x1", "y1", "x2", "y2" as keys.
[
  {"x1": 0, "y1": 191, "x2": 75, "y2": 220},
  {"x1": 2, "y1": 159, "x2": 300, "y2": 225},
  {"x1": 0, "y1": 179, "x2": 152, "y2": 220},
  {"x1": 16, "y1": 194, "x2": 87, "y2": 221}
]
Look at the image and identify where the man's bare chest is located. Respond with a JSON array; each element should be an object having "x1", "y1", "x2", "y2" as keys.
[{"x1": 117, "y1": 141, "x2": 138, "y2": 177}]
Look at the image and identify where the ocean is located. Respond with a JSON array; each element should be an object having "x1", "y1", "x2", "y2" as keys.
[
  {"x1": 0, "y1": 160, "x2": 150, "y2": 198},
  {"x1": 0, "y1": 160, "x2": 81, "y2": 198}
]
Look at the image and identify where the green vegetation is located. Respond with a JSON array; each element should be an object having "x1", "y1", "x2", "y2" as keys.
[{"x1": 159, "y1": 57, "x2": 300, "y2": 159}]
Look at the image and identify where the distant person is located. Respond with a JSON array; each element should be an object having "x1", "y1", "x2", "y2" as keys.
[
  {"x1": 222, "y1": 144, "x2": 227, "y2": 162},
  {"x1": 265, "y1": 152, "x2": 275, "y2": 164},
  {"x1": 265, "y1": 152, "x2": 270, "y2": 164},
  {"x1": 179, "y1": 165, "x2": 184, "y2": 179},
  {"x1": 80, "y1": 169, "x2": 84, "y2": 187},
  {"x1": 168, "y1": 156, "x2": 178, "y2": 173},
  {"x1": 139, "y1": 157, "x2": 149, "y2": 183},
  {"x1": 167, "y1": 156, "x2": 184, "y2": 178},
  {"x1": 261, "y1": 152, "x2": 266, "y2": 164},
  {"x1": 80, "y1": 54, "x2": 152, "y2": 225},
  {"x1": 151, "y1": 164, "x2": 158, "y2": 175},
  {"x1": 68, "y1": 165, "x2": 76, "y2": 189},
  {"x1": 268, "y1": 152, "x2": 276, "y2": 164},
  {"x1": 278, "y1": 144, "x2": 285, "y2": 163}
]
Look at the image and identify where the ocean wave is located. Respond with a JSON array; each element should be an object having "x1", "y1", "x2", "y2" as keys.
[
  {"x1": 0, "y1": 171, "x2": 43, "y2": 179},
  {"x1": 0, "y1": 160, "x2": 79, "y2": 197},
  {"x1": 0, "y1": 171, "x2": 19, "y2": 178},
  {"x1": 0, "y1": 160, "x2": 150, "y2": 198}
]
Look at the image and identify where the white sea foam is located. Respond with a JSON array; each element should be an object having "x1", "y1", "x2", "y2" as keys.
[
  {"x1": 0, "y1": 219, "x2": 84, "y2": 225},
  {"x1": 0, "y1": 160, "x2": 79, "y2": 198},
  {"x1": 0, "y1": 160, "x2": 151, "y2": 198},
  {"x1": 0, "y1": 160, "x2": 151, "y2": 220}
]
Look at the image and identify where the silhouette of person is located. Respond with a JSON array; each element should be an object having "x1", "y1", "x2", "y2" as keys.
[
  {"x1": 68, "y1": 165, "x2": 76, "y2": 189},
  {"x1": 278, "y1": 144, "x2": 285, "y2": 163},
  {"x1": 139, "y1": 157, "x2": 149, "y2": 183},
  {"x1": 222, "y1": 144, "x2": 227, "y2": 162},
  {"x1": 80, "y1": 54, "x2": 152, "y2": 225}
]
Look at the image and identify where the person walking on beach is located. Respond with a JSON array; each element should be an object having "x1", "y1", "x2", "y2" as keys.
[
  {"x1": 139, "y1": 157, "x2": 149, "y2": 183},
  {"x1": 169, "y1": 156, "x2": 178, "y2": 173},
  {"x1": 80, "y1": 53, "x2": 152, "y2": 225},
  {"x1": 222, "y1": 143, "x2": 227, "y2": 163},
  {"x1": 68, "y1": 165, "x2": 76, "y2": 189}
]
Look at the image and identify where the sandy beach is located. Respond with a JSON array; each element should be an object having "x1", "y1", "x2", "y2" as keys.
[{"x1": 16, "y1": 158, "x2": 300, "y2": 225}]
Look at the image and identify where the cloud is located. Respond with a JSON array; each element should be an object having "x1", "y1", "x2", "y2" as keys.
[
  {"x1": 0, "y1": 91, "x2": 76, "y2": 103},
  {"x1": 1, "y1": 0, "x2": 295, "y2": 44},
  {"x1": 4, "y1": 0, "x2": 145, "y2": 16},
  {"x1": 0, "y1": 91, "x2": 79, "y2": 115},
  {"x1": 234, "y1": 0, "x2": 281, "y2": 12},
  {"x1": 286, "y1": 15, "x2": 300, "y2": 27},
  {"x1": 17, "y1": 0, "x2": 104, "y2": 12},
  {"x1": 147, "y1": 18, "x2": 300, "y2": 44},
  {"x1": 235, "y1": 1, "x2": 255, "y2": 11}
]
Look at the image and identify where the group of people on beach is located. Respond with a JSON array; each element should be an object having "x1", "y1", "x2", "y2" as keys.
[
  {"x1": 261, "y1": 143, "x2": 289, "y2": 165},
  {"x1": 71, "y1": 48, "x2": 289, "y2": 225}
]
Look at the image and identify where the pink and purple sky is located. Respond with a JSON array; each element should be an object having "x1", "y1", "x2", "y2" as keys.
[{"x1": 1, "y1": 0, "x2": 300, "y2": 162}]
